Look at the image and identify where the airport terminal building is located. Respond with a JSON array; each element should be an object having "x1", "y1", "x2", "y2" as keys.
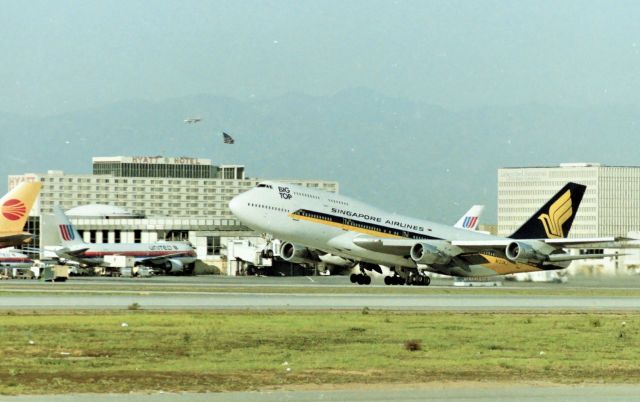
[{"x1": 9, "y1": 156, "x2": 338, "y2": 266}]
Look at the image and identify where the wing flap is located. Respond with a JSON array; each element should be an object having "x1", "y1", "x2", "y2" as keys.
[
  {"x1": 544, "y1": 237, "x2": 620, "y2": 248},
  {"x1": 351, "y1": 236, "x2": 412, "y2": 255},
  {"x1": 453, "y1": 237, "x2": 621, "y2": 249},
  {"x1": 546, "y1": 253, "x2": 621, "y2": 263}
]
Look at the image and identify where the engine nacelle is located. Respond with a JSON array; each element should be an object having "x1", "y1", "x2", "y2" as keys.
[
  {"x1": 164, "y1": 259, "x2": 184, "y2": 273},
  {"x1": 410, "y1": 242, "x2": 452, "y2": 265},
  {"x1": 505, "y1": 241, "x2": 546, "y2": 263},
  {"x1": 280, "y1": 242, "x2": 316, "y2": 265}
]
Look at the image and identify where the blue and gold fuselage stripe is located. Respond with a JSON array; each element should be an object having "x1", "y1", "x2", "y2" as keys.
[{"x1": 289, "y1": 209, "x2": 438, "y2": 240}]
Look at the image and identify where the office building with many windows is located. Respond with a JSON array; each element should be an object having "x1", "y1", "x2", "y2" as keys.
[
  {"x1": 9, "y1": 156, "x2": 338, "y2": 263},
  {"x1": 498, "y1": 163, "x2": 640, "y2": 238}
]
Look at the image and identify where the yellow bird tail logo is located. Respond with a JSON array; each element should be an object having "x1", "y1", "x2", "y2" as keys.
[{"x1": 538, "y1": 190, "x2": 572, "y2": 238}]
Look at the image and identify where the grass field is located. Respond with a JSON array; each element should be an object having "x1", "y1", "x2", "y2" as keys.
[{"x1": 1, "y1": 310, "x2": 639, "y2": 395}]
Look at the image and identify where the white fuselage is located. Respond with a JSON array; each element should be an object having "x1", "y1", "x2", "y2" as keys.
[
  {"x1": 64, "y1": 242, "x2": 197, "y2": 267},
  {"x1": 0, "y1": 249, "x2": 33, "y2": 269},
  {"x1": 229, "y1": 181, "x2": 504, "y2": 271}
]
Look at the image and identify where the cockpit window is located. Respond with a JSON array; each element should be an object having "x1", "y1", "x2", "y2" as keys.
[{"x1": 256, "y1": 183, "x2": 273, "y2": 189}]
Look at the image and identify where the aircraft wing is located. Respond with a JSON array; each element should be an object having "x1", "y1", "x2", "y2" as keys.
[
  {"x1": 53, "y1": 247, "x2": 97, "y2": 267},
  {"x1": 352, "y1": 235, "x2": 621, "y2": 257},
  {"x1": 543, "y1": 237, "x2": 624, "y2": 248},
  {"x1": 0, "y1": 232, "x2": 33, "y2": 248},
  {"x1": 58, "y1": 247, "x2": 91, "y2": 257},
  {"x1": 352, "y1": 236, "x2": 512, "y2": 256},
  {"x1": 351, "y1": 237, "x2": 415, "y2": 256},
  {"x1": 451, "y1": 237, "x2": 619, "y2": 249}
]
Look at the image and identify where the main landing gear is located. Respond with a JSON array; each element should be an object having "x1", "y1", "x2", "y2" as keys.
[
  {"x1": 350, "y1": 273, "x2": 371, "y2": 285},
  {"x1": 384, "y1": 275, "x2": 404, "y2": 285},
  {"x1": 350, "y1": 273, "x2": 432, "y2": 286},
  {"x1": 383, "y1": 274, "x2": 431, "y2": 286}
]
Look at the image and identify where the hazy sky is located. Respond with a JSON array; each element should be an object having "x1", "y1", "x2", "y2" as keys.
[{"x1": 2, "y1": 0, "x2": 640, "y2": 116}]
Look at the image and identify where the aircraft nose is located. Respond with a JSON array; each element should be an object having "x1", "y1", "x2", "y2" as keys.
[{"x1": 228, "y1": 193, "x2": 244, "y2": 217}]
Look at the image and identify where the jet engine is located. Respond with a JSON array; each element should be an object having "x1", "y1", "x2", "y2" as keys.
[
  {"x1": 163, "y1": 259, "x2": 184, "y2": 274},
  {"x1": 505, "y1": 241, "x2": 546, "y2": 263},
  {"x1": 410, "y1": 242, "x2": 452, "y2": 265},
  {"x1": 280, "y1": 242, "x2": 317, "y2": 265}
]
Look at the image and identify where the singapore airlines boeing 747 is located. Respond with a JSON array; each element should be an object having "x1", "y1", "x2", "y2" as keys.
[{"x1": 229, "y1": 181, "x2": 615, "y2": 286}]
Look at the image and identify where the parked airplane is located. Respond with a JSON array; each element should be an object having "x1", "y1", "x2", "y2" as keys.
[
  {"x1": 52, "y1": 206, "x2": 197, "y2": 274},
  {"x1": 229, "y1": 181, "x2": 614, "y2": 285},
  {"x1": 0, "y1": 182, "x2": 42, "y2": 248},
  {"x1": 183, "y1": 117, "x2": 202, "y2": 124},
  {"x1": 0, "y1": 248, "x2": 33, "y2": 269}
]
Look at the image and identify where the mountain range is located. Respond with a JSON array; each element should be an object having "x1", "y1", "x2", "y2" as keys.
[{"x1": 2, "y1": 88, "x2": 639, "y2": 223}]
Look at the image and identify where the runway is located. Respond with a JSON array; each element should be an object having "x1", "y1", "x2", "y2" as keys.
[
  {"x1": 5, "y1": 384, "x2": 640, "y2": 402},
  {"x1": 2, "y1": 276, "x2": 639, "y2": 402},
  {"x1": 2, "y1": 274, "x2": 640, "y2": 311},
  {"x1": 2, "y1": 292, "x2": 640, "y2": 311}
]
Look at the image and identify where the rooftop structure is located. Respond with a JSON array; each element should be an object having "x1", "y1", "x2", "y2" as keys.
[{"x1": 92, "y1": 156, "x2": 244, "y2": 180}]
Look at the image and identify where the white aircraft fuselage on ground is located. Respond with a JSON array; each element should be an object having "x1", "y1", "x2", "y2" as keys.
[
  {"x1": 0, "y1": 249, "x2": 33, "y2": 269},
  {"x1": 53, "y1": 206, "x2": 197, "y2": 274},
  {"x1": 229, "y1": 181, "x2": 613, "y2": 284}
]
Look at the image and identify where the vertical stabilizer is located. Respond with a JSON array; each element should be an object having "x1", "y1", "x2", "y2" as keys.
[
  {"x1": 454, "y1": 205, "x2": 484, "y2": 230},
  {"x1": 53, "y1": 205, "x2": 85, "y2": 246},
  {"x1": 0, "y1": 182, "x2": 42, "y2": 235},
  {"x1": 509, "y1": 182, "x2": 586, "y2": 239}
]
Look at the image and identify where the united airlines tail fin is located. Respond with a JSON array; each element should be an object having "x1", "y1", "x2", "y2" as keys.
[
  {"x1": 0, "y1": 182, "x2": 42, "y2": 235},
  {"x1": 454, "y1": 205, "x2": 484, "y2": 230},
  {"x1": 509, "y1": 182, "x2": 586, "y2": 239},
  {"x1": 53, "y1": 205, "x2": 85, "y2": 246}
]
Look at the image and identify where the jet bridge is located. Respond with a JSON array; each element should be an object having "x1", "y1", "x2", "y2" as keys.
[{"x1": 226, "y1": 239, "x2": 315, "y2": 276}]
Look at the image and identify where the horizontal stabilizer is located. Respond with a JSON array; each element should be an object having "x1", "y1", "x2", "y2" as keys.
[{"x1": 57, "y1": 247, "x2": 90, "y2": 257}]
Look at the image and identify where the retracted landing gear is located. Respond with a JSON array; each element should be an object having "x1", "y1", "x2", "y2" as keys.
[{"x1": 350, "y1": 273, "x2": 372, "y2": 285}]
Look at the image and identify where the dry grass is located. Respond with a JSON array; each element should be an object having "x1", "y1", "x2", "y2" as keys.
[{"x1": 1, "y1": 310, "x2": 639, "y2": 395}]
